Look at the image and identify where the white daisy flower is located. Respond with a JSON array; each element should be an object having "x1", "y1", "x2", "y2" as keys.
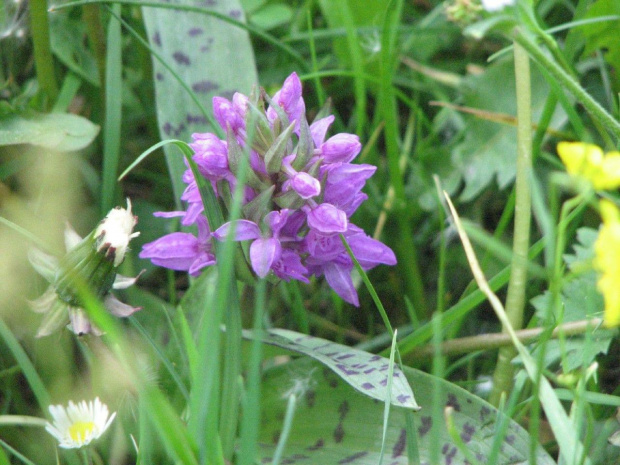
[{"x1": 45, "y1": 398, "x2": 116, "y2": 449}]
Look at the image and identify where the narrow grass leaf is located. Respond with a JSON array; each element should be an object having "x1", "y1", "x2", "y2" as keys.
[
  {"x1": 101, "y1": 3, "x2": 123, "y2": 214},
  {"x1": 0, "y1": 319, "x2": 50, "y2": 409}
]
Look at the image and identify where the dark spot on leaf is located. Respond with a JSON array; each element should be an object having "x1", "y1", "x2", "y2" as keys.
[
  {"x1": 466, "y1": 398, "x2": 472, "y2": 403},
  {"x1": 379, "y1": 378, "x2": 387, "y2": 386},
  {"x1": 441, "y1": 443, "x2": 449, "y2": 454},
  {"x1": 476, "y1": 453, "x2": 485, "y2": 462},
  {"x1": 392, "y1": 428, "x2": 406, "y2": 458},
  {"x1": 338, "y1": 400, "x2": 349, "y2": 421},
  {"x1": 369, "y1": 355, "x2": 381, "y2": 361},
  {"x1": 172, "y1": 51, "x2": 191, "y2": 66},
  {"x1": 505, "y1": 434, "x2": 515, "y2": 445},
  {"x1": 396, "y1": 394, "x2": 410, "y2": 404},
  {"x1": 306, "y1": 438, "x2": 324, "y2": 451},
  {"x1": 156, "y1": 72, "x2": 164, "y2": 81},
  {"x1": 187, "y1": 114, "x2": 207, "y2": 125},
  {"x1": 352, "y1": 363, "x2": 367, "y2": 369},
  {"x1": 152, "y1": 31, "x2": 161, "y2": 46},
  {"x1": 418, "y1": 416, "x2": 432, "y2": 437},
  {"x1": 291, "y1": 454, "x2": 309, "y2": 460},
  {"x1": 272, "y1": 430, "x2": 280, "y2": 444},
  {"x1": 480, "y1": 406, "x2": 491, "y2": 422},
  {"x1": 333, "y1": 422, "x2": 345, "y2": 443},
  {"x1": 363, "y1": 368, "x2": 376, "y2": 374},
  {"x1": 446, "y1": 393, "x2": 461, "y2": 412},
  {"x1": 509, "y1": 455, "x2": 522, "y2": 462},
  {"x1": 192, "y1": 80, "x2": 219, "y2": 94},
  {"x1": 229, "y1": 9, "x2": 242, "y2": 18},
  {"x1": 442, "y1": 445, "x2": 457, "y2": 465},
  {"x1": 379, "y1": 363, "x2": 389, "y2": 371},
  {"x1": 361, "y1": 382, "x2": 374, "y2": 390},
  {"x1": 199, "y1": 0, "x2": 216, "y2": 5},
  {"x1": 336, "y1": 353, "x2": 355, "y2": 360},
  {"x1": 336, "y1": 364, "x2": 359, "y2": 376},
  {"x1": 305, "y1": 389, "x2": 315, "y2": 408},
  {"x1": 163, "y1": 122, "x2": 172, "y2": 136},
  {"x1": 461, "y1": 422, "x2": 475, "y2": 443},
  {"x1": 338, "y1": 451, "x2": 367, "y2": 464},
  {"x1": 188, "y1": 27, "x2": 203, "y2": 36}
]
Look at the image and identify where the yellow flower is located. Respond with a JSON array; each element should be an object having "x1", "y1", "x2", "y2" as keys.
[
  {"x1": 557, "y1": 142, "x2": 620, "y2": 190},
  {"x1": 594, "y1": 200, "x2": 620, "y2": 327}
]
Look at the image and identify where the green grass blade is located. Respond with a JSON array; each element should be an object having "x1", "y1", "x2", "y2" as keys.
[
  {"x1": 100, "y1": 3, "x2": 123, "y2": 214},
  {"x1": 0, "y1": 319, "x2": 50, "y2": 409}
]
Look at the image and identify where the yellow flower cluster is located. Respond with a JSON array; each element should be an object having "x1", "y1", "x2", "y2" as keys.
[
  {"x1": 594, "y1": 200, "x2": 620, "y2": 327},
  {"x1": 557, "y1": 142, "x2": 620, "y2": 190},
  {"x1": 557, "y1": 142, "x2": 620, "y2": 327}
]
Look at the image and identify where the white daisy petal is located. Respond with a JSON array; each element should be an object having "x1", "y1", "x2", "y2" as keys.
[{"x1": 46, "y1": 397, "x2": 116, "y2": 449}]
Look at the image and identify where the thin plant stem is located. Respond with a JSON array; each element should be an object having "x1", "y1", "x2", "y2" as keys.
[
  {"x1": 489, "y1": 40, "x2": 532, "y2": 406},
  {"x1": 515, "y1": 29, "x2": 620, "y2": 141},
  {"x1": 406, "y1": 318, "x2": 603, "y2": 359},
  {"x1": 30, "y1": 0, "x2": 58, "y2": 105}
]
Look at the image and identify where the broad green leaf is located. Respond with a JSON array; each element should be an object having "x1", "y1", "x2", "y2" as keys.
[
  {"x1": 249, "y1": 3, "x2": 292, "y2": 30},
  {"x1": 259, "y1": 358, "x2": 556, "y2": 465},
  {"x1": 49, "y1": 13, "x2": 100, "y2": 86},
  {"x1": 244, "y1": 328, "x2": 417, "y2": 409},
  {"x1": 530, "y1": 227, "x2": 612, "y2": 371},
  {"x1": 0, "y1": 113, "x2": 99, "y2": 151},
  {"x1": 452, "y1": 59, "x2": 567, "y2": 202},
  {"x1": 142, "y1": 0, "x2": 258, "y2": 202},
  {"x1": 580, "y1": 0, "x2": 620, "y2": 77}
]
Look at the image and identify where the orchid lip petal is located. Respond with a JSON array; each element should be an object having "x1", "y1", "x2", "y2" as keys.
[
  {"x1": 249, "y1": 238, "x2": 281, "y2": 278},
  {"x1": 213, "y1": 220, "x2": 261, "y2": 241}
]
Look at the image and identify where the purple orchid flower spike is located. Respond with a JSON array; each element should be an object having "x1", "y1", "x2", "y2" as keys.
[
  {"x1": 140, "y1": 214, "x2": 215, "y2": 276},
  {"x1": 140, "y1": 72, "x2": 397, "y2": 306}
]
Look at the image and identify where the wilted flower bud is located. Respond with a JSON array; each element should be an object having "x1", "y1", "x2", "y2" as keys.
[{"x1": 28, "y1": 200, "x2": 142, "y2": 337}]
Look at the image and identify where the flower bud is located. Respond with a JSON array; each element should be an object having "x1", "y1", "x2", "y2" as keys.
[
  {"x1": 320, "y1": 134, "x2": 362, "y2": 163},
  {"x1": 190, "y1": 133, "x2": 229, "y2": 180},
  {"x1": 291, "y1": 172, "x2": 320, "y2": 199},
  {"x1": 307, "y1": 203, "x2": 348, "y2": 235}
]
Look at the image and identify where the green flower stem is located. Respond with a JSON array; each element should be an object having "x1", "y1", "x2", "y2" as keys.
[
  {"x1": 489, "y1": 40, "x2": 532, "y2": 407},
  {"x1": 405, "y1": 317, "x2": 603, "y2": 359},
  {"x1": 515, "y1": 29, "x2": 620, "y2": 140},
  {"x1": 30, "y1": 0, "x2": 58, "y2": 105}
]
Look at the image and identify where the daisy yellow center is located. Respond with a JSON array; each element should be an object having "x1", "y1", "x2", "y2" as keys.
[{"x1": 69, "y1": 421, "x2": 96, "y2": 443}]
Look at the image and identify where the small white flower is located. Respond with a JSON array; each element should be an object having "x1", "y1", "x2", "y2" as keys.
[
  {"x1": 480, "y1": 0, "x2": 515, "y2": 11},
  {"x1": 46, "y1": 397, "x2": 116, "y2": 449},
  {"x1": 95, "y1": 199, "x2": 140, "y2": 266}
]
